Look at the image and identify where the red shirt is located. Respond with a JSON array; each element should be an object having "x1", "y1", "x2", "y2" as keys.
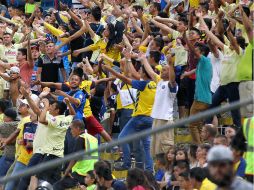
[{"x1": 19, "y1": 61, "x2": 34, "y2": 85}]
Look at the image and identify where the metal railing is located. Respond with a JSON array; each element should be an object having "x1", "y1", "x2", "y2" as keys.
[{"x1": 0, "y1": 98, "x2": 253, "y2": 184}]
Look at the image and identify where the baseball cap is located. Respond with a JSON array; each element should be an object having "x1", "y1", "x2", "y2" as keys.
[
  {"x1": 19, "y1": 99, "x2": 29, "y2": 106},
  {"x1": 31, "y1": 43, "x2": 39, "y2": 51},
  {"x1": 19, "y1": 94, "x2": 40, "y2": 106},
  {"x1": 207, "y1": 145, "x2": 233, "y2": 163},
  {"x1": 4, "y1": 108, "x2": 18, "y2": 121},
  {"x1": 10, "y1": 66, "x2": 20, "y2": 74},
  {"x1": 170, "y1": 0, "x2": 184, "y2": 11}
]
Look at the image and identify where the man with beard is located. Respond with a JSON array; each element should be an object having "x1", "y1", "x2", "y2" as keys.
[{"x1": 207, "y1": 145, "x2": 253, "y2": 190}]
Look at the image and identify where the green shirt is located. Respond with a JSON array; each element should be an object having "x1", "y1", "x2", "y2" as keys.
[
  {"x1": 25, "y1": 3, "x2": 36, "y2": 14},
  {"x1": 87, "y1": 184, "x2": 96, "y2": 190},
  {"x1": 237, "y1": 43, "x2": 253, "y2": 81},
  {"x1": 220, "y1": 45, "x2": 243, "y2": 85}
]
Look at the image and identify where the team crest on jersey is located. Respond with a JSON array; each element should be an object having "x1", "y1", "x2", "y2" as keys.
[{"x1": 148, "y1": 82, "x2": 157, "y2": 89}]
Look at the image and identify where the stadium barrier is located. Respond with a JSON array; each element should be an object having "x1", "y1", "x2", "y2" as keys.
[{"x1": 0, "y1": 98, "x2": 253, "y2": 184}]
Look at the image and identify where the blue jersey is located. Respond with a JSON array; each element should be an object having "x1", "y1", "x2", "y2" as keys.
[{"x1": 58, "y1": 90, "x2": 86, "y2": 120}]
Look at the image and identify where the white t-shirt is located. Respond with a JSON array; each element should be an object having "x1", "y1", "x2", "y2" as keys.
[
  {"x1": 72, "y1": 0, "x2": 84, "y2": 9},
  {"x1": 151, "y1": 79, "x2": 178, "y2": 120},
  {"x1": 33, "y1": 113, "x2": 73, "y2": 157},
  {"x1": 0, "y1": 44, "x2": 22, "y2": 64},
  {"x1": 220, "y1": 45, "x2": 243, "y2": 86},
  {"x1": 207, "y1": 51, "x2": 223, "y2": 93}
]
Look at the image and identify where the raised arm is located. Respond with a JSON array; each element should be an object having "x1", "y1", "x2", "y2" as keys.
[
  {"x1": 154, "y1": 16, "x2": 179, "y2": 26},
  {"x1": 226, "y1": 25, "x2": 240, "y2": 54},
  {"x1": 130, "y1": 16, "x2": 144, "y2": 35},
  {"x1": 64, "y1": 97, "x2": 76, "y2": 115},
  {"x1": 20, "y1": 86, "x2": 41, "y2": 115},
  {"x1": 216, "y1": 11, "x2": 225, "y2": 39},
  {"x1": 167, "y1": 54, "x2": 176, "y2": 86},
  {"x1": 36, "y1": 81, "x2": 62, "y2": 90},
  {"x1": 84, "y1": 19, "x2": 96, "y2": 39},
  {"x1": 60, "y1": 2, "x2": 83, "y2": 28},
  {"x1": 94, "y1": 77, "x2": 116, "y2": 85},
  {"x1": 82, "y1": 57, "x2": 94, "y2": 75},
  {"x1": 38, "y1": 99, "x2": 49, "y2": 125},
  {"x1": 0, "y1": 72, "x2": 10, "y2": 82},
  {"x1": 72, "y1": 46, "x2": 92, "y2": 57},
  {"x1": 239, "y1": 5, "x2": 253, "y2": 44},
  {"x1": 32, "y1": 23, "x2": 46, "y2": 37},
  {"x1": 27, "y1": 35, "x2": 34, "y2": 68},
  {"x1": 0, "y1": 15, "x2": 17, "y2": 26},
  {"x1": 140, "y1": 54, "x2": 158, "y2": 82},
  {"x1": 122, "y1": 49, "x2": 140, "y2": 79},
  {"x1": 102, "y1": 65, "x2": 132, "y2": 85},
  {"x1": 199, "y1": 15, "x2": 224, "y2": 51},
  {"x1": 55, "y1": 90, "x2": 81, "y2": 107},
  {"x1": 151, "y1": 19, "x2": 175, "y2": 34},
  {"x1": 56, "y1": 25, "x2": 86, "y2": 50},
  {"x1": 123, "y1": 34, "x2": 133, "y2": 50}
]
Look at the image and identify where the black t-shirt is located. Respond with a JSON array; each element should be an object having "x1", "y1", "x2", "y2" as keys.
[
  {"x1": 37, "y1": 55, "x2": 64, "y2": 82},
  {"x1": 83, "y1": 23, "x2": 104, "y2": 60},
  {"x1": 69, "y1": 29, "x2": 85, "y2": 63},
  {"x1": 107, "y1": 94, "x2": 119, "y2": 133},
  {"x1": 73, "y1": 136, "x2": 85, "y2": 153}
]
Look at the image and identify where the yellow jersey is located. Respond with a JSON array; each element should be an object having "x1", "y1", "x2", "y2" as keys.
[
  {"x1": 131, "y1": 80, "x2": 156, "y2": 117},
  {"x1": 16, "y1": 116, "x2": 32, "y2": 165},
  {"x1": 80, "y1": 80, "x2": 94, "y2": 118},
  {"x1": 200, "y1": 178, "x2": 217, "y2": 190},
  {"x1": 116, "y1": 82, "x2": 135, "y2": 110},
  {"x1": 89, "y1": 35, "x2": 121, "y2": 66},
  {"x1": 64, "y1": 80, "x2": 94, "y2": 118}
]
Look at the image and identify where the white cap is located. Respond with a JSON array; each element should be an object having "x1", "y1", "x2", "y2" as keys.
[
  {"x1": 10, "y1": 66, "x2": 20, "y2": 74},
  {"x1": 170, "y1": 0, "x2": 184, "y2": 11},
  {"x1": 19, "y1": 99, "x2": 29, "y2": 106},
  {"x1": 207, "y1": 145, "x2": 233, "y2": 163},
  {"x1": 19, "y1": 94, "x2": 40, "y2": 107}
]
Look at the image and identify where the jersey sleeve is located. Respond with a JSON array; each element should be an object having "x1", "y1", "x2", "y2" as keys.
[
  {"x1": 61, "y1": 82, "x2": 71, "y2": 92},
  {"x1": 131, "y1": 80, "x2": 148, "y2": 91},
  {"x1": 74, "y1": 91, "x2": 86, "y2": 107}
]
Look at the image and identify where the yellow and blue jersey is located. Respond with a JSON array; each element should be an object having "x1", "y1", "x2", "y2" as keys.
[{"x1": 131, "y1": 80, "x2": 156, "y2": 117}]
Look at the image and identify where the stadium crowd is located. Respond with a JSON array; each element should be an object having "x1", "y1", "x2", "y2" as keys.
[{"x1": 0, "y1": 0, "x2": 253, "y2": 189}]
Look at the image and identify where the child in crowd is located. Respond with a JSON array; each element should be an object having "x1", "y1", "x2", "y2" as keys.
[
  {"x1": 159, "y1": 146, "x2": 175, "y2": 189},
  {"x1": 178, "y1": 172, "x2": 192, "y2": 190},
  {"x1": 230, "y1": 130, "x2": 247, "y2": 178},
  {"x1": 225, "y1": 125, "x2": 237, "y2": 145},
  {"x1": 0, "y1": 66, "x2": 26, "y2": 107},
  {"x1": 173, "y1": 147, "x2": 189, "y2": 166},
  {"x1": 168, "y1": 161, "x2": 189, "y2": 190},
  {"x1": 79, "y1": 170, "x2": 96, "y2": 190},
  {"x1": 155, "y1": 153, "x2": 167, "y2": 182},
  {"x1": 188, "y1": 144, "x2": 198, "y2": 169},
  {"x1": 196, "y1": 144, "x2": 211, "y2": 168}
]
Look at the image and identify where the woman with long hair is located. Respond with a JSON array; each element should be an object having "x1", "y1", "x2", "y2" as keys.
[{"x1": 72, "y1": 20, "x2": 123, "y2": 67}]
